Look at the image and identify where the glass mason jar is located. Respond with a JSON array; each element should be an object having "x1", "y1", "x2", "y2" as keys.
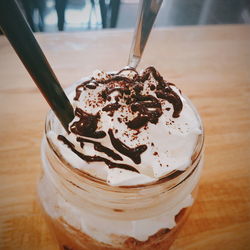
[{"x1": 38, "y1": 91, "x2": 204, "y2": 250}]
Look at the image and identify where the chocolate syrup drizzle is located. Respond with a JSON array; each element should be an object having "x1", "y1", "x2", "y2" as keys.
[
  {"x1": 139, "y1": 66, "x2": 183, "y2": 118},
  {"x1": 155, "y1": 90, "x2": 182, "y2": 118},
  {"x1": 58, "y1": 135, "x2": 139, "y2": 173},
  {"x1": 74, "y1": 79, "x2": 92, "y2": 101},
  {"x1": 58, "y1": 67, "x2": 183, "y2": 173},
  {"x1": 76, "y1": 137, "x2": 122, "y2": 161},
  {"x1": 70, "y1": 108, "x2": 106, "y2": 139},
  {"x1": 102, "y1": 103, "x2": 121, "y2": 112},
  {"x1": 127, "y1": 94, "x2": 163, "y2": 129},
  {"x1": 108, "y1": 129, "x2": 147, "y2": 164}
]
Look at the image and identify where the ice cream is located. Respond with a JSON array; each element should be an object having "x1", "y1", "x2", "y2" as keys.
[{"x1": 47, "y1": 66, "x2": 202, "y2": 186}]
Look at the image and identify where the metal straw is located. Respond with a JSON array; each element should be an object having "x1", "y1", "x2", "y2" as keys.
[
  {"x1": 0, "y1": 0, "x2": 74, "y2": 131},
  {"x1": 128, "y1": 0, "x2": 163, "y2": 68}
]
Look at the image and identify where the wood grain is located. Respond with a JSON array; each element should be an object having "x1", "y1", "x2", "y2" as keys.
[{"x1": 0, "y1": 24, "x2": 249, "y2": 250}]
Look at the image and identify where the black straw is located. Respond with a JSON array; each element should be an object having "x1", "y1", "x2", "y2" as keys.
[{"x1": 0, "y1": 0, "x2": 74, "y2": 131}]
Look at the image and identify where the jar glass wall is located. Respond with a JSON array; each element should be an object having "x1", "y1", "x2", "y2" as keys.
[{"x1": 38, "y1": 94, "x2": 204, "y2": 250}]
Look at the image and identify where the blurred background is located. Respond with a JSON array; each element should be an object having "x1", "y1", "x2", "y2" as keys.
[{"x1": 14, "y1": 0, "x2": 250, "y2": 32}]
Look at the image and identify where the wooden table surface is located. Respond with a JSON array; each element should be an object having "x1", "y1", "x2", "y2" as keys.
[{"x1": 0, "y1": 24, "x2": 249, "y2": 250}]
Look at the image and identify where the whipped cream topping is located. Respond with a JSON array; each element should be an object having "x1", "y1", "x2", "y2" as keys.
[{"x1": 48, "y1": 67, "x2": 202, "y2": 186}]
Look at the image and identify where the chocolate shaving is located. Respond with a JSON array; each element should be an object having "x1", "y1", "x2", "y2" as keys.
[
  {"x1": 108, "y1": 129, "x2": 147, "y2": 164},
  {"x1": 58, "y1": 135, "x2": 139, "y2": 173}
]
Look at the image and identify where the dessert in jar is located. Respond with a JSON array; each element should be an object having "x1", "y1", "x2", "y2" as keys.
[{"x1": 38, "y1": 67, "x2": 204, "y2": 250}]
